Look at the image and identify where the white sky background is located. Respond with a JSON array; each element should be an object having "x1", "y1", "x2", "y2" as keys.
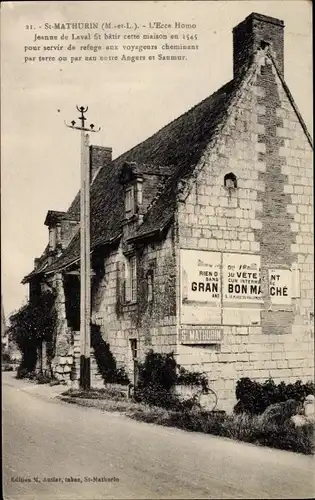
[{"x1": 1, "y1": 0, "x2": 313, "y2": 318}]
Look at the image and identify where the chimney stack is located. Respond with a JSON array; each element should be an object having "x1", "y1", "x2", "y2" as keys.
[
  {"x1": 233, "y1": 13, "x2": 284, "y2": 79},
  {"x1": 90, "y1": 146, "x2": 112, "y2": 183}
]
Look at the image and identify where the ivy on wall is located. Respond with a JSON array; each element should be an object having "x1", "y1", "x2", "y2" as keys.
[{"x1": 91, "y1": 324, "x2": 130, "y2": 385}]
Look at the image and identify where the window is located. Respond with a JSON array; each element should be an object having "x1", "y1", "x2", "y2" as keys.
[
  {"x1": 125, "y1": 179, "x2": 143, "y2": 217},
  {"x1": 49, "y1": 227, "x2": 56, "y2": 250},
  {"x1": 130, "y1": 338, "x2": 138, "y2": 360},
  {"x1": 147, "y1": 270, "x2": 154, "y2": 303},
  {"x1": 224, "y1": 172, "x2": 237, "y2": 189},
  {"x1": 125, "y1": 186, "x2": 135, "y2": 214},
  {"x1": 136, "y1": 180, "x2": 143, "y2": 206},
  {"x1": 125, "y1": 255, "x2": 137, "y2": 302}
]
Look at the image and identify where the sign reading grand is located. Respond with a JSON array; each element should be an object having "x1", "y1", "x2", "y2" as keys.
[{"x1": 181, "y1": 250, "x2": 221, "y2": 303}]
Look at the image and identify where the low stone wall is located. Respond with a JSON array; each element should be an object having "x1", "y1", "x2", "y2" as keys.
[{"x1": 53, "y1": 354, "x2": 74, "y2": 383}]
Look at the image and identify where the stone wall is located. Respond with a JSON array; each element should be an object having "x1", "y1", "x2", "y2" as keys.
[
  {"x1": 91, "y1": 226, "x2": 177, "y2": 381},
  {"x1": 176, "y1": 52, "x2": 314, "y2": 412}
]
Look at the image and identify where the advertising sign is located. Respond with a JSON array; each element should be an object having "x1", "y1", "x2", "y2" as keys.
[
  {"x1": 181, "y1": 250, "x2": 221, "y2": 303},
  {"x1": 269, "y1": 269, "x2": 292, "y2": 305},
  {"x1": 180, "y1": 249, "x2": 293, "y2": 329},
  {"x1": 223, "y1": 253, "x2": 262, "y2": 303},
  {"x1": 180, "y1": 249, "x2": 221, "y2": 325}
]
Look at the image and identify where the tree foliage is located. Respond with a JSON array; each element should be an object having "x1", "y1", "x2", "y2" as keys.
[{"x1": 8, "y1": 291, "x2": 57, "y2": 376}]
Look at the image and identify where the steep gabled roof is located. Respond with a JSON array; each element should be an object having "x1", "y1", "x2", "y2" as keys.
[
  {"x1": 43, "y1": 78, "x2": 240, "y2": 273},
  {"x1": 22, "y1": 245, "x2": 50, "y2": 283}
]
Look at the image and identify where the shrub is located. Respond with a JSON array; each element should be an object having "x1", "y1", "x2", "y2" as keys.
[
  {"x1": 254, "y1": 418, "x2": 315, "y2": 455},
  {"x1": 134, "y1": 383, "x2": 182, "y2": 410},
  {"x1": 234, "y1": 377, "x2": 315, "y2": 415},
  {"x1": 177, "y1": 366, "x2": 209, "y2": 391},
  {"x1": 138, "y1": 350, "x2": 178, "y2": 391},
  {"x1": 261, "y1": 399, "x2": 301, "y2": 426},
  {"x1": 134, "y1": 350, "x2": 210, "y2": 410},
  {"x1": 2, "y1": 352, "x2": 11, "y2": 363},
  {"x1": 16, "y1": 367, "x2": 33, "y2": 379}
]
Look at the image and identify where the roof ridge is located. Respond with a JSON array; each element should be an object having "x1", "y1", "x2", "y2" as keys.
[
  {"x1": 110, "y1": 80, "x2": 234, "y2": 166},
  {"x1": 266, "y1": 51, "x2": 313, "y2": 149}
]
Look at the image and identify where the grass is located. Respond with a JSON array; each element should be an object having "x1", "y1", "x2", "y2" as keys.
[
  {"x1": 62, "y1": 387, "x2": 127, "y2": 401},
  {"x1": 59, "y1": 388, "x2": 315, "y2": 455}
]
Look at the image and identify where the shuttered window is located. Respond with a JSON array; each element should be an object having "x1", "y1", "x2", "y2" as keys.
[{"x1": 125, "y1": 255, "x2": 137, "y2": 302}]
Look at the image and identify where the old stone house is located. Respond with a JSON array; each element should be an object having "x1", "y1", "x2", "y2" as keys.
[{"x1": 23, "y1": 13, "x2": 314, "y2": 411}]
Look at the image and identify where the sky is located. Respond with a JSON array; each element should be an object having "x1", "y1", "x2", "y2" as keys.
[{"x1": 1, "y1": 0, "x2": 312, "y2": 319}]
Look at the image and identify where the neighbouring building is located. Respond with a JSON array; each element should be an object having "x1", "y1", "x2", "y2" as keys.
[{"x1": 23, "y1": 13, "x2": 314, "y2": 411}]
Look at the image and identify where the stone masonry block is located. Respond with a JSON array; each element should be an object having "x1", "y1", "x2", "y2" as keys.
[
  {"x1": 250, "y1": 219, "x2": 262, "y2": 229},
  {"x1": 239, "y1": 219, "x2": 250, "y2": 228},
  {"x1": 231, "y1": 241, "x2": 241, "y2": 251},
  {"x1": 271, "y1": 352, "x2": 285, "y2": 361},
  {"x1": 284, "y1": 184, "x2": 294, "y2": 194},
  {"x1": 250, "y1": 242, "x2": 260, "y2": 252},
  {"x1": 240, "y1": 241, "x2": 250, "y2": 251}
]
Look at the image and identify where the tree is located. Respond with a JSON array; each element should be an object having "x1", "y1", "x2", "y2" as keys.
[{"x1": 8, "y1": 291, "x2": 57, "y2": 377}]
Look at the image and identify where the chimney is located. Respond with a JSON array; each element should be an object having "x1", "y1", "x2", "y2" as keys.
[
  {"x1": 233, "y1": 13, "x2": 284, "y2": 79},
  {"x1": 90, "y1": 145, "x2": 112, "y2": 183}
]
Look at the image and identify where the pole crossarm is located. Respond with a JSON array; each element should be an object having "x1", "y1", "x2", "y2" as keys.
[
  {"x1": 64, "y1": 123, "x2": 101, "y2": 133},
  {"x1": 65, "y1": 105, "x2": 100, "y2": 390},
  {"x1": 64, "y1": 105, "x2": 101, "y2": 133}
]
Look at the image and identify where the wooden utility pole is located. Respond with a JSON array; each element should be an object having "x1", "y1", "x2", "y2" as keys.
[{"x1": 65, "y1": 106, "x2": 100, "y2": 390}]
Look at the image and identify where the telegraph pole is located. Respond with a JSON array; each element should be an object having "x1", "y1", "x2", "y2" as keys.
[{"x1": 65, "y1": 106, "x2": 100, "y2": 390}]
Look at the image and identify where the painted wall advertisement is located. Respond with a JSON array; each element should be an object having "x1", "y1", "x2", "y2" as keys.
[
  {"x1": 180, "y1": 249, "x2": 293, "y2": 329},
  {"x1": 181, "y1": 250, "x2": 221, "y2": 303},
  {"x1": 223, "y1": 253, "x2": 262, "y2": 303},
  {"x1": 181, "y1": 250, "x2": 221, "y2": 325}
]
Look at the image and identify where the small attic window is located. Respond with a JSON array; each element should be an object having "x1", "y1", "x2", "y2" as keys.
[
  {"x1": 224, "y1": 172, "x2": 237, "y2": 189},
  {"x1": 125, "y1": 186, "x2": 135, "y2": 214},
  {"x1": 125, "y1": 178, "x2": 143, "y2": 217},
  {"x1": 49, "y1": 227, "x2": 56, "y2": 251}
]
